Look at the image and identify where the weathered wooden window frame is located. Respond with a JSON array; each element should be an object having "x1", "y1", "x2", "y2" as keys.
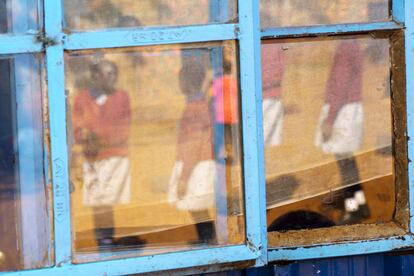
[{"x1": 0, "y1": 0, "x2": 412, "y2": 275}]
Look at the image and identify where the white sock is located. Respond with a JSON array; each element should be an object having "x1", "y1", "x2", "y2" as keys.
[
  {"x1": 345, "y1": 198, "x2": 359, "y2": 212},
  {"x1": 354, "y1": 190, "x2": 367, "y2": 205}
]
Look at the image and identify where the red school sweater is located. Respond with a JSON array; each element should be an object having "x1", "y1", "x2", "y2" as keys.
[
  {"x1": 72, "y1": 89, "x2": 131, "y2": 161},
  {"x1": 177, "y1": 99, "x2": 214, "y2": 183},
  {"x1": 324, "y1": 40, "x2": 363, "y2": 125},
  {"x1": 261, "y1": 43, "x2": 286, "y2": 99}
]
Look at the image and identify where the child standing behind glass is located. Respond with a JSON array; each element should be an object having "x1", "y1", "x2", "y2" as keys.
[{"x1": 72, "y1": 60, "x2": 132, "y2": 248}]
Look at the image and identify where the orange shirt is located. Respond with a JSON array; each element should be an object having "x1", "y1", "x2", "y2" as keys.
[{"x1": 212, "y1": 75, "x2": 239, "y2": 124}]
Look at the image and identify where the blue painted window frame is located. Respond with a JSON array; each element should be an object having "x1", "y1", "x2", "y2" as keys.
[{"x1": 0, "y1": 0, "x2": 412, "y2": 274}]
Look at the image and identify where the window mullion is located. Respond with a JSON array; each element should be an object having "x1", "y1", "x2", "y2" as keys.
[
  {"x1": 0, "y1": 35, "x2": 42, "y2": 55},
  {"x1": 238, "y1": 0, "x2": 267, "y2": 265},
  {"x1": 404, "y1": 0, "x2": 414, "y2": 234},
  {"x1": 393, "y1": 0, "x2": 405, "y2": 24},
  {"x1": 44, "y1": 0, "x2": 72, "y2": 266},
  {"x1": 64, "y1": 24, "x2": 238, "y2": 50}
]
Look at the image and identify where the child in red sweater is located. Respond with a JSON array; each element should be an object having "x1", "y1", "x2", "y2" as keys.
[
  {"x1": 261, "y1": 43, "x2": 286, "y2": 147},
  {"x1": 169, "y1": 60, "x2": 217, "y2": 243},
  {"x1": 315, "y1": 40, "x2": 369, "y2": 224},
  {"x1": 72, "y1": 60, "x2": 131, "y2": 248}
]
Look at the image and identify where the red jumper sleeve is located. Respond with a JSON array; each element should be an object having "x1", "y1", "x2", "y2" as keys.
[{"x1": 324, "y1": 41, "x2": 363, "y2": 125}]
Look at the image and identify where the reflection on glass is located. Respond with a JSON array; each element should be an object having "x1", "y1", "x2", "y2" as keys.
[
  {"x1": 262, "y1": 36, "x2": 393, "y2": 232},
  {"x1": 0, "y1": 54, "x2": 51, "y2": 272},
  {"x1": 64, "y1": 0, "x2": 237, "y2": 31},
  {"x1": 67, "y1": 41, "x2": 244, "y2": 262},
  {"x1": 0, "y1": 0, "x2": 41, "y2": 34},
  {"x1": 261, "y1": 0, "x2": 389, "y2": 28}
]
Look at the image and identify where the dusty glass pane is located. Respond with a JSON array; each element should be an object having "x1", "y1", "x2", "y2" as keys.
[
  {"x1": 0, "y1": 0, "x2": 41, "y2": 34},
  {"x1": 261, "y1": 0, "x2": 389, "y2": 28},
  {"x1": 64, "y1": 0, "x2": 237, "y2": 31},
  {"x1": 261, "y1": 36, "x2": 394, "y2": 231},
  {"x1": 0, "y1": 54, "x2": 52, "y2": 271},
  {"x1": 66, "y1": 41, "x2": 244, "y2": 262}
]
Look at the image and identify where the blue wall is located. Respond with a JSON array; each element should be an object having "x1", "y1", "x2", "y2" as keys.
[{"x1": 236, "y1": 252, "x2": 414, "y2": 276}]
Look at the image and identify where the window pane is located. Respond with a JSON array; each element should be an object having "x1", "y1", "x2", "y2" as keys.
[
  {"x1": 63, "y1": 0, "x2": 237, "y2": 31},
  {"x1": 0, "y1": 54, "x2": 52, "y2": 271},
  {"x1": 66, "y1": 41, "x2": 245, "y2": 262},
  {"x1": 261, "y1": 0, "x2": 389, "y2": 28},
  {"x1": 262, "y1": 36, "x2": 394, "y2": 232},
  {"x1": 0, "y1": 0, "x2": 41, "y2": 34}
]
